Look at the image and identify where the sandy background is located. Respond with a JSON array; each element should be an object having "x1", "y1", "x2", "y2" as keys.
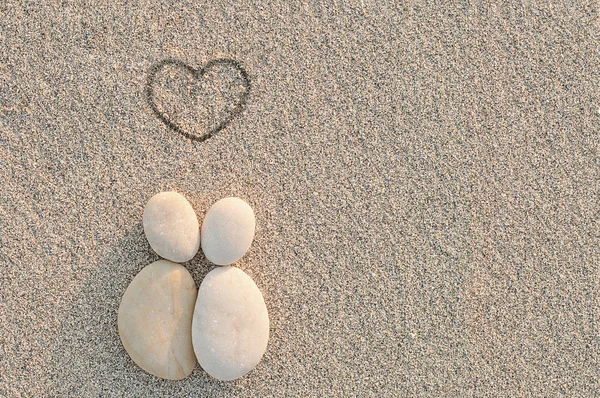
[{"x1": 1, "y1": 1, "x2": 599, "y2": 396}]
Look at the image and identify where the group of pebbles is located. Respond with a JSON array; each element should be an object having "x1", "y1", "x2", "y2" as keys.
[{"x1": 117, "y1": 192, "x2": 269, "y2": 381}]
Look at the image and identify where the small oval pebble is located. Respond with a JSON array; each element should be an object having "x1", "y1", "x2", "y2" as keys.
[
  {"x1": 118, "y1": 260, "x2": 198, "y2": 380},
  {"x1": 201, "y1": 197, "x2": 255, "y2": 265},
  {"x1": 192, "y1": 266, "x2": 269, "y2": 380},
  {"x1": 143, "y1": 191, "x2": 200, "y2": 262}
]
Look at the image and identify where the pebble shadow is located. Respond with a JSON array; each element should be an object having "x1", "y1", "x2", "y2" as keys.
[{"x1": 49, "y1": 221, "x2": 268, "y2": 397}]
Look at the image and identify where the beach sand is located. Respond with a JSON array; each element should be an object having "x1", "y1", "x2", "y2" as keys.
[{"x1": 1, "y1": 2, "x2": 599, "y2": 396}]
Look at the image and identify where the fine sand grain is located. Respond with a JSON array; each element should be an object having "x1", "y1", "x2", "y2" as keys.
[{"x1": 1, "y1": 2, "x2": 599, "y2": 396}]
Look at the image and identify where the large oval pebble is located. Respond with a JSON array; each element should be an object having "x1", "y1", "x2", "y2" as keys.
[
  {"x1": 118, "y1": 260, "x2": 198, "y2": 380},
  {"x1": 143, "y1": 191, "x2": 200, "y2": 263},
  {"x1": 201, "y1": 197, "x2": 255, "y2": 265},
  {"x1": 192, "y1": 266, "x2": 269, "y2": 380}
]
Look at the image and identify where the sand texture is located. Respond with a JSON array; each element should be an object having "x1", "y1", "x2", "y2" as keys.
[{"x1": 1, "y1": 1, "x2": 599, "y2": 396}]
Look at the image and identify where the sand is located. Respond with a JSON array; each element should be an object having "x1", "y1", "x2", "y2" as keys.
[{"x1": 1, "y1": 1, "x2": 599, "y2": 396}]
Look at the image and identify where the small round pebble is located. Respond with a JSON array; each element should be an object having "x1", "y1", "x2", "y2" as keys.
[
  {"x1": 143, "y1": 191, "x2": 200, "y2": 263},
  {"x1": 192, "y1": 266, "x2": 269, "y2": 381},
  {"x1": 118, "y1": 260, "x2": 198, "y2": 380},
  {"x1": 201, "y1": 197, "x2": 255, "y2": 265}
]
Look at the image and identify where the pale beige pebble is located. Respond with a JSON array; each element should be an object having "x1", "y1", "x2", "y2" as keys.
[
  {"x1": 118, "y1": 260, "x2": 198, "y2": 380},
  {"x1": 201, "y1": 197, "x2": 255, "y2": 265},
  {"x1": 143, "y1": 191, "x2": 200, "y2": 262},
  {"x1": 192, "y1": 266, "x2": 269, "y2": 381}
]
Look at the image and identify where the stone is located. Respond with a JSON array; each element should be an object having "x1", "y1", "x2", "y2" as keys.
[
  {"x1": 201, "y1": 197, "x2": 255, "y2": 265},
  {"x1": 143, "y1": 191, "x2": 200, "y2": 262},
  {"x1": 192, "y1": 266, "x2": 269, "y2": 380},
  {"x1": 118, "y1": 260, "x2": 198, "y2": 380}
]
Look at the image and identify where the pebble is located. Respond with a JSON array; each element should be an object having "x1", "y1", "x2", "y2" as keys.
[
  {"x1": 192, "y1": 266, "x2": 269, "y2": 380},
  {"x1": 118, "y1": 260, "x2": 198, "y2": 380},
  {"x1": 201, "y1": 197, "x2": 255, "y2": 265},
  {"x1": 143, "y1": 191, "x2": 200, "y2": 262}
]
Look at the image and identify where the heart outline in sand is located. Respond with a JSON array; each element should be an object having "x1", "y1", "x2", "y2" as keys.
[{"x1": 145, "y1": 58, "x2": 251, "y2": 142}]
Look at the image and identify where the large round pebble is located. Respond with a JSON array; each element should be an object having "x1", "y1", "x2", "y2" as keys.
[
  {"x1": 201, "y1": 197, "x2": 255, "y2": 265},
  {"x1": 143, "y1": 191, "x2": 200, "y2": 262},
  {"x1": 118, "y1": 260, "x2": 198, "y2": 380},
  {"x1": 192, "y1": 266, "x2": 269, "y2": 380}
]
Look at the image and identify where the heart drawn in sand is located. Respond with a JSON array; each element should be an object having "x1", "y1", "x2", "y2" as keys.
[{"x1": 146, "y1": 58, "x2": 251, "y2": 142}]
